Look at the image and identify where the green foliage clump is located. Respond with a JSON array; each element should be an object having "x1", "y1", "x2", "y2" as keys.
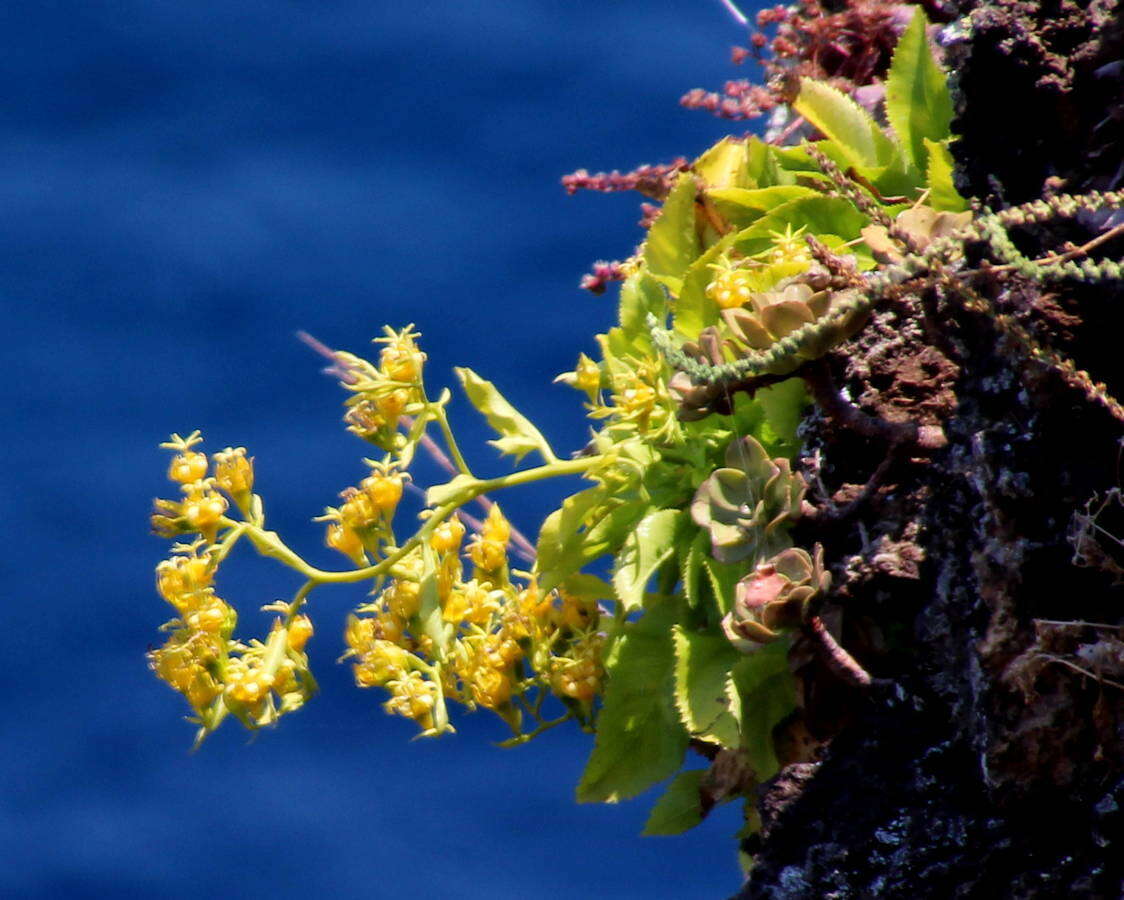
[{"x1": 146, "y1": 8, "x2": 1124, "y2": 860}]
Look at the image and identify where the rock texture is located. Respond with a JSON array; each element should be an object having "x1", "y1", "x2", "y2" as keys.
[{"x1": 737, "y1": 2, "x2": 1124, "y2": 896}]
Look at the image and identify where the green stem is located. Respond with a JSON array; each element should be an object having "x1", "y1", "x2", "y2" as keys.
[
  {"x1": 233, "y1": 453, "x2": 602, "y2": 585},
  {"x1": 496, "y1": 711, "x2": 574, "y2": 748}
]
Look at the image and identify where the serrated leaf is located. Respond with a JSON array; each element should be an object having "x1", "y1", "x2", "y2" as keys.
[
  {"x1": 618, "y1": 271, "x2": 667, "y2": 347},
  {"x1": 425, "y1": 473, "x2": 477, "y2": 508},
  {"x1": 730, "y1": 195, "x2": 870, "y2": 251},
  {"x1": 754, "y1": 378, "x2": 809, "y2": 458},
  {"x1": 702, "y1": 554, "x2": 744, "y2": 616},
  {"x1": 454, "y1": 367, "x2": 555, "y2": 464},
  {"x1": 577, "y1": 604, "x2": 689, "y2": 803},
  {"x1": 707, "y1": 185, "x2": 819, "y2": 231},
  {"x1": 679, "y1": 530, "x2": 707, "y2": 609},
  {"x1": 535, "y1": 486, "x2": 647, "y2": 594},
  {"x1": 794, "y1": 78, "x2": 895, "y2": 169},
  {"x1": 673, "y1": 230, "x2": 735, "y2": 339},
  {"x1": 924, "y1": 138, "x2": 968, "y2": 212},
  {"x1": 612, "y1": 508, "x2": 684, "y2": 612},
  {"x1": 885, "y1": 8, "x2": 953, "y2": 172},
  {"x1": 672, "y1": 625, "x2": 743, "y2": 748},
  {"x1": 644, "y1": 173, "x2": 700, "y2": 294},
  {"x1": 732, "y1": 640, "x2": 796, "y2": 779},
  {"x1": 642, "y1": 770, "x2": 706, "y2": 836},
  {"x1": 694, "y1": 137, "x2": 750, "y2": 189}
]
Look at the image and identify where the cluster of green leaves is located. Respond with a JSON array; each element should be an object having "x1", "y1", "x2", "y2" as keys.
[
  {"x1": 521, "y1": 9, "x2": 963, "y2": 839},
  {"x1": 149, "y1": 6, "x2": 974, "y2": 856}
]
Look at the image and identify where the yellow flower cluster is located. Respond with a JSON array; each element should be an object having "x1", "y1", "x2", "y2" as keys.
[
  {"x1": 320, "y1": 460, "x2": 406, "y2": 563},
  {"x1": 343, "y1": 502, "x2": 609, "y2": 737},
  {"x1": 149, "y1": 433, "x2": 315, "y2": 736},
  {"x1": 588, "y1": 358, "x2": 673, "y2": 438},
  {"x1": 705, "y1": 228, "x2": 814, "y2": 312},
  {"x1": 336, "y1": 325, "x2": 427, "y2": 449}
]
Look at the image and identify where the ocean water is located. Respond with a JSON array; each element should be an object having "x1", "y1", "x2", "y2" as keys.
[{"x1": 1, "y1": 2, "x2": 762, "y2": 896}]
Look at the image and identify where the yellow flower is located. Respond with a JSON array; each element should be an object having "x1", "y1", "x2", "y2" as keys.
[
  {"x1": 212, "y1": 447, "x2": 254, "y2": 511},
  {"x1": 442, "y1": 579, "x2": 500, "y2": 625},
  {"x1": 354, "y1": 640, "x2": 408, "y2": 687},
  {"x1": 383, "y1": 670, "x2": 437, "y2": 728},
  {"x1": 325, "y1": 521, "x2": 365, "y2": 560},
  {"x1": 430, "y1": 517, "x2": 466, "y2": 555},
  {"x1": 180, "y1": 480, "x2": 228, "y2": 542},
  {"x1": 287, "y1": 615, "x2": 314, "y2": 652},
  {"x1": 377, "y1": 326, "x2": 426, "y2": 383},
  {"x1": 168, "y1": 451, "x2": 208, "y2": 484},
  {"x1": 225, "y1": 667, "x2": 275, "y2": 706},
  {"x1": 155, "y1": 550, "x2": 214, "y2": 612},
  {"x1": 480, "y1": 504, "x2": 511, "y2": 544},
  {"x1": 469, "y1": 665, "x2": 513, "y2": 709},
  {"x1": 706, "y1": 261, "x2": 757, "y2": 310},
  {"x1": 361, "y1": 471, "x2": 404, "y2": 515},
  {"x1": 383, "y1": 578, "x2": 421, "y2": 620},
  {"x1": 764, "y1": 225, "x2": 812, "y2": 267},
  {"x1": 183, "y1": 595, "x2": 233, "y2": 635}
]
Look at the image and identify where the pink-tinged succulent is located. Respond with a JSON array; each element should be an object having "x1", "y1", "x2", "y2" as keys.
[
  {"x1": 722, "y1": 544, "x2": 830, "y2": 652},
  {"x1": 720, "y1": 281, "x2": 871, "y2": 371},
  {"x1": 690, "y1": 436, "x2": 806, "y2": 564}
]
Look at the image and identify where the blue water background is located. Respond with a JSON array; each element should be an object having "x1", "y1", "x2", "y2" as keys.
[{"x1": 2, "y1": 2, "x2": 765, "y2": 896}]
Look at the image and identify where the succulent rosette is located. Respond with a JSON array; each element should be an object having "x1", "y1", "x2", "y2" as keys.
[
  {"x1": 721, "y1": 280, "x2": 871, "y2": 370},
  {"x1": 690, "y1": 435, "x2": 806, "y2": 564},
  {"x1": 722, "y1": 544, "x2": 830, "y2": 652}
]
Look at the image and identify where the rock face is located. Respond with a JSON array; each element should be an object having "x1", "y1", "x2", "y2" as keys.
[{"x1": 738, "y1": 3, "x2": 1124, "y2": 896}]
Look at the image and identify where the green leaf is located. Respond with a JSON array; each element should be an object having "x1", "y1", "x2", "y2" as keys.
[
  {"x1": 454, "y1": 367, "x2": 556, "y2": 464},
  {"x1": 672, "y1": 625, "x2": 743, "y2": 748},
  {"x1": 702, "y1": 554, "x2": 744, "y2": 616},
  {"x1": 644, "y1": 173, "x2": 700, "y2": 295},
  {"x1": 707, "y1": 185, "x2": 820, "y2": 231},
  {"x1": 535, "y1": 486, "x2": 647, "y2": 594},
  {"x1": 612, "y1": 509, "x2": 684, "y2": 612},
  {"x1": 885, "y1": 8, "x2": 954, "y2": 172},
  {"x1": 694, "y1": 137, "x2": 750, "y2": 189},
  {"x1": 924, "y1": 138, "x2": 968, "y2": 212},
  {"x1": 754, "y1": 378, "x2": 809, "y2": 458},
  {"x1": 731, "y1": 195, "x2": 870, "y2": 251},
  {"x1": 794, "y1": 78, "x2": 895, "y2": 169},
  {"x1": 732, "y1": 640, "x2": 796, "y2": 779},
  {"x1": 425, "y1": 473, "x2": 477, "y2": 508},
  {"x1": 414, "y1": 544, "x2": 449, "y2": 665},
  {"x1": 577, "y1": 604, "x2": 689, "y2": 803},
  {"x1": 618, "y1": 271, "x2": 667, "y2": 347},
  {"x1": 673, "y1": 231, "x2": 735, "y2": 339},
  {"x1": 642, "y1": 770, "x2": 706, "y2": 836},
  {"x1": 746, "y1": 139, "x2": 794, "y2": 187},
  {"x1": 679, "y1": 530, "x2": 707, "y2": 609}
]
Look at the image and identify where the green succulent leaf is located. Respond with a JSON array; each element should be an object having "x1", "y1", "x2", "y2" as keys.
[
  {"x1": 731, "y1": 640, "x2": 796, "y2": 779},
  {"x1": 612, "y1": 508, "x2": 685, "y2": 612},
  {"x1": 577, "y1": 604, "x2": 689, "y2": 803},
  {"x1": 642, "y1": 769, "x2": 707, "y2": 836},
  {"x1": 672, "y1": 625, "x2": 743, "y2": 748},
  {"x1": 454, "y1": 367, "x2": 556, "y2": 464},
  {"x1": 644, "y1": 173, "x2": 700, "y2": 295},
  {"x1": 793, "y1": 78, "x2": 895, "y2": 169},
  {"x1": 885, "y1": 8, "x2": 954, "y2": 172}
]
